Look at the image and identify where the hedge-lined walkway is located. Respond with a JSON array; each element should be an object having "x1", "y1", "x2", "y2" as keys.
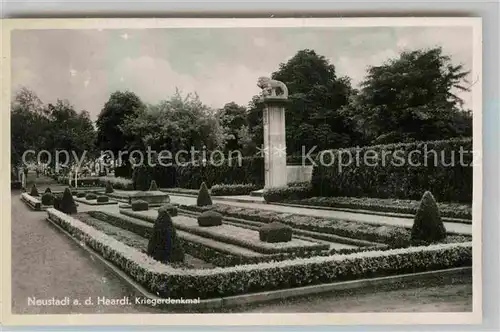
[{"x1": 169, "y1": 195, "x2": 472, "y2": 236}]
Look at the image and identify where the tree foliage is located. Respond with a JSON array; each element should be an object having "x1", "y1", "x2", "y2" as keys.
[
  {"x1": 96, "y1": 91, "x2": 145, "y2": 156},
  {"x1": 270, "y1": 49, "x2": 360, "y2": 154},
  {"x1": 343, "y1": 47, "x2": 472, "y2": 144}
]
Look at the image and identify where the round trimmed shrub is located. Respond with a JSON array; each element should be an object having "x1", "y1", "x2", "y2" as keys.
[
  {"x1": 44, "y1": 187, "x2": 52, "y2": 194},
  {"x1": 131, "y1": 200, "x2": 149, "y2": 211},
  {"x1": 85, "y1": 193, "x2": 97, "y2": 200},
  {"x1": 30, "y1": 184, "x2": 39, "y2": 197},
  {"x1": 57, "y1": 188, "x2": 77, "y2": 215},
  {"x1": 76, "y1": 192, "x2": 86, "y2": 198},
  {"x1": 41, "y1": 193, "x2": 55, "y2": 206},
  {"x1": 97, "y1": 196, "x2": 109, "y2": 203},
  {"x1": 259, "y1": 222, "x2": 293, "y2": 243},
  {"x1": 149, "y1": 180, "x2": 159, "y2": 191},
  {"x1": 158, "y1": 203, "x2": 178, "y2": 217},
  {"x1": 411, "y1": 191, "x2": 447, "y2": 244},
  {"x1": 197, "y1": 182, "x2": 212, "y2": 207},
  {"x1": 197, "y1": 210, "x2": 223, "y2": 227},
  {"x1": 105, "y1": 181, "x2": 114, "y2": 193},
  {"x1": 147, "y1": 208, "x2": 185, "y2": 263}
]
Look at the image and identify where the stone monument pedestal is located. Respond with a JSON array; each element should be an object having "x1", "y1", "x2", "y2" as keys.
[{"x1": 260, "y1": 97, "x2": 289, "y2": 189}]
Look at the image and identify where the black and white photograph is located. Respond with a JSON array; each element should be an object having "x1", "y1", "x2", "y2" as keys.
[{"x1": 2, "y1": 17, "x2": 482, "y2": 325}]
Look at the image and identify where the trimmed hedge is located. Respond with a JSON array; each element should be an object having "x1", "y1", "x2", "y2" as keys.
[
  {"x1": 41, "y1": 193, "x2": 55, "y2": 206},
  {"x1": 149, "y1": 180, "x2": 159, "y2": 191},
  {"x1": 76, "y1": 192, "x2": 86, "y2": 198},
  {"x1": 263, "y1": 184, "x2": 313, "y2": 203},
  {"x1": 211, "y1": 184, "x2": 258, "y2": 196},
  {"x1": 132, "y1": 200, "x2": 149, "y2": 211},
  {"x1": 97, "y1": 196, "x2": 110, "y2": 203},
  {"x1": 105, "y1": 182, "x2": 114, "y2": 193},
  {"x1": 55, "y1": 188, "x2": 77, "y2": 215},
  {"x1": 197, "y1": 210, "x2": 222, "y2": 227},
  {"x1": 147, "y1": 207, "x2": 185, "y2": 263},
  {"x1": 85, "y1": 193, "x2": 97, "y2": 200},
  {"x1": 197, "y1": 182, "x2": 213, "y2": 207},
  {"x1": 311, "y1": 138, "x2": 473, "y2": 202},
  {"x1": 30, "y1": 184, "x2": 39, "y2": 197},
  {"x1": 283, "y1": 196, "x2": 472, "y2": 220},
  {"x1": 259, "y1": 222, "x2": 293, "y2": 243},
  {"x1": 45, "y1": 208, "x2": 474, "y2": 299},
  {"x1": 412, "y1": 191, "x2": 447, "y2": 243}
]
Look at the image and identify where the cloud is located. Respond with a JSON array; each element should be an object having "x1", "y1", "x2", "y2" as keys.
[{"x1": 11, "y1": 26, "x2": 475, "y2": 118}]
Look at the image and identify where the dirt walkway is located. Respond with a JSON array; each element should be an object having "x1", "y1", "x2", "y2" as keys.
[{"x1": 10, "y1": 191, "x2": 162, "y2": 314}]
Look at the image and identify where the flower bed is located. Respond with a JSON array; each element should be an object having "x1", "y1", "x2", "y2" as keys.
[
  {"x1": 283, "y1": 197, "x2": 472, "y2": 220},
  {"x1": 46, "y1": 208, "x2": 472, "y2": 299},
  {"x1": 180, "y1": 204, "x2": 472, "y2": 247},
  {"x1": 120, "y1": 209, "x2": 329, "y2": 254}
]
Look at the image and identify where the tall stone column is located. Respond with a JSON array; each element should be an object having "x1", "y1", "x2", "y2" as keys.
[
  {"x1": 257, "y1": 77, "x2": 289, "y2": 189},
  {"x1": 262, "y1": 99, "x2": 288, "y2": 188}
]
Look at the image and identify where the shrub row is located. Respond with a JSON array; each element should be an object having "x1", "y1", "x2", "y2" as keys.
[
  {"x1": 210, "y1": 184, "x2": 259, "y2": 196},
  {"x1": 284, "y1": 196, "x2": 472, "y2": 220},
  {"x1": 263, "y1": 184, "x2": 313, "y2": 203},
  {"x1": 311, "y1": 138, "x2": 473, "y2": 202},
  {"x1": 131, "y1": 157, "x2": 265, "y2": 190},
  {"x1": 180, "y1": 204, "x2": 472, "y2": 247},
  {"x1": 45, "y1": 208, "x2": 473, "y2": 299},
  {"x1": 11, "y1": 181, "x2": 22, "y2": 190}
]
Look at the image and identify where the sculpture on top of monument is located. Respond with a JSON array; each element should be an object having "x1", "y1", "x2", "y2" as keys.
[{"x1": 257, "y1": 76, "x2": 288, "y2": 99}]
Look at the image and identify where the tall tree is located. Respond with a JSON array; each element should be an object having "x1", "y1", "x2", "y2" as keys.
[
  {"x1": 343, "y1": 47, "x2": 472, "y2": 144},
  {"x1": 217, "y1": 102, "x2": 249, "y2": 153},
  {"x1": 121, "y1": 91, "x2": 225, "y2": 162},
  {"x1": 270, "y1": 49, "x2": 359, "y2": 154},
  {"x1": 96, "y1": 91, "x2": 145, "y2": 159}
]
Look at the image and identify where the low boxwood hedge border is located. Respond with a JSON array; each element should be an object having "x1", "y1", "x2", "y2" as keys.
[
  {"x1": 47, "y1": 208, "x2": 472, "y2": 300},
  {"x1": 20, "y1": 193, "x2": 42, "y2": 211}
]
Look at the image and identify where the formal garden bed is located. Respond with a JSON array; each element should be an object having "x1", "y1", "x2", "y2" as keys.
[
  {"x1": 119, "y1": 210, "x2": 328, "y2": 254},
  {"x1": 45, "y1": 207, "x2": 472, "y2": 300},
  {"x1": 73, "y1": 196, "x2": 118, "y2": 206},
  {"x1": 279, "y1": 196, "x2": 472, "y2": 221},
  {"x1": 179, "y1": 204, "x2": 472, "y2": 247}
]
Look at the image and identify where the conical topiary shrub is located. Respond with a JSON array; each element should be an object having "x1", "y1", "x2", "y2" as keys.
[
  {"x1": 147, "y1": 207, "x2": 185, "y2": 263},
  {"x1": 58, "y1": 188, "x2": 77, "y2": 215},
  {"x1": 411, "y1": 191, "x2": 447, "y2": 244},
  {"x1": 41, "y1": 193, "x2": 55, "y2": 206},
  {"x1": 149, "y1": 180, "x2": 158, "y2": 191},
  {"x1": 197, "y1": 182, "x2": 212, "y2": 207},
  {"x1": 30, "y1": 184, "x2": 39, "y2": 197},
  {"x1": 44, "y1": 187, "x2": 52, "y2": 194},
  {"x1": 105, "y1": 181, "x2": 114, "y2": 193}
]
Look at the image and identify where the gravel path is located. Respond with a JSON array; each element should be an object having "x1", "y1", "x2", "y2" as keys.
[{"x1": 11, "y1": 191, "x2": 162, "y2": 314}]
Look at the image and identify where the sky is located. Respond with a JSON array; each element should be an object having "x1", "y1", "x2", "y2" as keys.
[{"x1": 11, "y1": 26, "x2": 474, "y2": 119}]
